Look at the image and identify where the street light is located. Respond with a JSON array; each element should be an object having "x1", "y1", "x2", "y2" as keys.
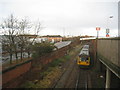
[{"x1": 109, "y1": 16, "x2": 113, "y2": 18}]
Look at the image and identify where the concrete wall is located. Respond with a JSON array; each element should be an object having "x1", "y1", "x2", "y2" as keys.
[{"x1": 97, "y1": 39, "x2": 120, "y2": 67}]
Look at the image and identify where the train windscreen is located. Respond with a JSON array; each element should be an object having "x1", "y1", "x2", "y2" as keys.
[{"x1": 80, "y1": 57, "x2": 87, "y2": 61}]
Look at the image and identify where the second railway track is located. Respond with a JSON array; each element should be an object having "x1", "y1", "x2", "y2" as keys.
[{"x1": 52, "y1": 59, "x2": 77, "y2": 88}]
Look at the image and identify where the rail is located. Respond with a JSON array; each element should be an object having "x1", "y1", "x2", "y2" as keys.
[
  {"x1": 52, "y1": 59, "x2": 76, "y2": 88},
  {"x1": 75, "y1": 69, "x2": 88, "y2": 89}
]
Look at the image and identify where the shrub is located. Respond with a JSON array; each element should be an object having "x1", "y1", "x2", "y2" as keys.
[{"x1": 32, "y1": 42, "x2": 55, "y2": 58}]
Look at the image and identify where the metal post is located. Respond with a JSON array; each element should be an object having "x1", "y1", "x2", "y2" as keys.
[
  {"x1": 97, "y1": 30, "x2": 99, "y2": 39},
  {"x1": 105, "y1": 68, "x2": 111, "y2": 89}
]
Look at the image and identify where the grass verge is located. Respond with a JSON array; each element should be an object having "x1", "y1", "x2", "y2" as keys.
[{"x1": 20, "y1": 44, "x2": 82, "y2": 88}]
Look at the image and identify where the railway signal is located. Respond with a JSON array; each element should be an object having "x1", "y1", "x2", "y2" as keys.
[
  {"x1": 106, "y1": 34, "x2": 109, "y2": 37},
  {"x1": 106, "y1": 33, "x2": 110, "y2": 37},
  {"x1": 96, "y1": 27, "x2": 100, "y2": 31},
  {"x1": 96, "y1": 27, "x2": 100, "y2": 38},
  {"x1": 106, "y1": 29, "x2": 110, "y2": 37},
  {"x1": 106, "y1": 28, "x2": 110, "y2": 33},
  {"x1": 106, "y1": 16, "x2": 113, "y2": 38}
]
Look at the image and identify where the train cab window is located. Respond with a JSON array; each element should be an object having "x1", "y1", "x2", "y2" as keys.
[{"x1": 81, "y1": 57, "x2": 86, "y2": 61}]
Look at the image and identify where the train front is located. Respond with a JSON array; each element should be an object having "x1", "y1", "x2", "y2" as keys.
[{"x1": 77, "y1": 45, "x2": 90, "y2": 68}]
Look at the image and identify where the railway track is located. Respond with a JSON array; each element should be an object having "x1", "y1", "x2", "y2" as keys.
[
  {"x1": 75, "y1": 69, "x2": 91, "y2": 89},
  {"x1": 52, "y1": 44, "x2": 93, "y2": 89},
  {"x1": 52, "y1": 45, "x2": 83, "y2": 88},
  {"x1": 63, "y1": 59, "x2": 78, "y2": 88},
  {"x1": 52, "y1": 59, "x2": 76, "y2": 88},
  {"x1": 75, "y1": 44, "x2": 93, "y2": 89}
]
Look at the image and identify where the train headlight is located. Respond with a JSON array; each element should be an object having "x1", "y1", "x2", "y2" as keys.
[{"x1": 86, "y1": 61, "x2": 88, "y2": 63}]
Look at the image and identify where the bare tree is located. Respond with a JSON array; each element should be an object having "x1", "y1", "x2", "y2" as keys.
[
  {"x1": 18, "y1": 19, "x2": 42, "y2": 59},
  {"x1": 1, "y1": 14, "x2": 42, "y2": 64},
  {"x1": 1, "y1": 14, "x2": 19, "y2": 63},
  {"x1": 17, "y1": 18, "x2": 30, "y2": 60},
  {"x1": 26, "y1": 21, "x2": 41, "y2": 58}
]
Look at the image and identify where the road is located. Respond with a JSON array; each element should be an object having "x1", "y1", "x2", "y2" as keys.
[{"x1": 2, "y1": 52, "x2": 32, "y2": 64}]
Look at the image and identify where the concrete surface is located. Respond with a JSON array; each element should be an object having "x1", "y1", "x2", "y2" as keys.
[{"x1": 97, "y1": 39, "x2": 119, "y2": 67}]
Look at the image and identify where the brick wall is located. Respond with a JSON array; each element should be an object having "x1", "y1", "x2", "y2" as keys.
[
  {"x1": 32, "y1": 45, "x2": 70, "y2": 67},
  {"x1": 2, "y1": 40, "x2": 80, "y2": 88},
  {"x1": 2, "y1": 60, "x2": 31, "y2": 88}
]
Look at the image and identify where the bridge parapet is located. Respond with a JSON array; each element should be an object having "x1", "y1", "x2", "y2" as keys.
[{"x1": 97, "y1": 38, "x2": 120, "y2": 78}]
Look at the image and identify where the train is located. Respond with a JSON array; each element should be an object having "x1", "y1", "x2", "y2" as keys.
[{"x1": 77, "y1": 45, "x2": 90, "y2": 68}]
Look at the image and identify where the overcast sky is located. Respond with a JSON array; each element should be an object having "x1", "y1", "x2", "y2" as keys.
[{"x1": 0, "y1": 0, "x2": 119, "y2": 37}]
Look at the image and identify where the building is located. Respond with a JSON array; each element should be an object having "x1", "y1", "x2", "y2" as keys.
[
  {"x1": 18, "y1": 34, "x2": 38, "y2": 38},
  {"x1": 19, "y1": 35, "x2": 62, "y2": 44},
  {"x1": 43, "y1": 35, "x2": 62, "y2": 43},
  {"x1": 29, "y1": 37, "x2": 47, "y2": 44}
]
